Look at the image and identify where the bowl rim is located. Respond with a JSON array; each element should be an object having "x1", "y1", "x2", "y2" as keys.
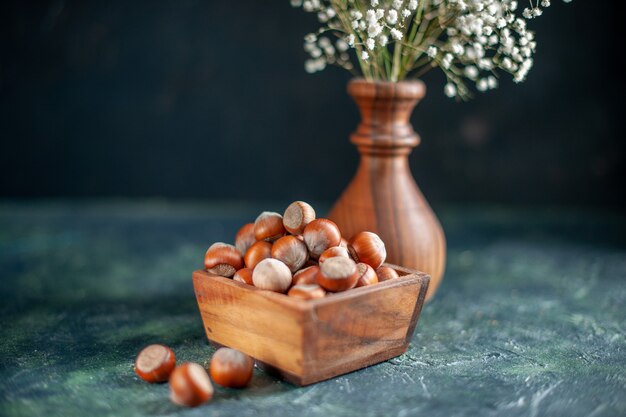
[{"x1": 193, "y1": 263, "x2": 430, "y2": 313}]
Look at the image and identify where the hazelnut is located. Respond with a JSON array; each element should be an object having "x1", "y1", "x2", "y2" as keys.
[
  {"x1": 303, "y1": 259, "x2": 319, "y2": 268},
  {"x1": 252, "y1": 258, "x2": 292, "y2": 293},
  {"x1": 376, "y1": 266, "x2": 399, "y2": 282},
  {"x1": 288, "y1": 284, "x2": 326, "y2": 300},
  {"x1": 283, "y1": 201, "x2": 316, "y2": 235},
  {"x1": 235, "y1": 223, "x2": 256, "y2": 255},
  {"x1": 318, "y1": 246, "x2": 350, "y2": 265},
  {"x1": 292, "y1": 265, "x2": 320, "y2": 286},
  {"x1": 204, "y1": 243, "x2": 244, "y2": 277},
  {"x1": 209, "y1": 347, "x2": 254, "y2": 388},
  {"x1": 303, "y1": 218, "x2": 342, "y2": 259},
  {"x1": 355, "y1": 262, "x2": 379, "y2": 287},
  {"x1": 169, "y1": 363, "x2": 213, "y2": 407},
  {"x1": 233, "y1": 268, "x2": 254, "y2": 285},
  {"x1": 348, "y1": 231, "x2": 387, "y2": 269},
  {"x1": 254, "y1": 212, "x2": 286, "y2": 242},
  {"x1": 317, "y1": 256, "x2": 359, "y2": 292},
  {"x1": 243, "y1": 241, "x2": 272, "y2": 269},
  {"x1": 134, "y1": 344, "x2": 176, "y2": 383},
  {"x1": 271, "y1": 235, "x2": 309, "y2": 272}
]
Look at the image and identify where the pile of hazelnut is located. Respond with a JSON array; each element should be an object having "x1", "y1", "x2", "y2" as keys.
[
  {"x1": 203, "y1": 201, "x2": 400, "y2": 299},
  {"x1": 135, "y1": 344, "x2": 254, "y2": 407}
]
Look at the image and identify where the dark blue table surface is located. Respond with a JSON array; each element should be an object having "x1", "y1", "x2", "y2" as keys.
[{"x1": 0, "y1": 201, "x2": 624, "y2": 417}]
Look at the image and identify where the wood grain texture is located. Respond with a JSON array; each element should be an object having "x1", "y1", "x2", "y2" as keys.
[
  {"x1": 328, "y1": 79, "x2": 446, "y2": 301},
  {"x1": 193, "y1": 264, "x2": 430, "y2": 386}
]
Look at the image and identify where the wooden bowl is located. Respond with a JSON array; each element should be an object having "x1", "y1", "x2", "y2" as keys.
[{"x1": 192, "y1": 264, "x2": 429, "y2": 386}]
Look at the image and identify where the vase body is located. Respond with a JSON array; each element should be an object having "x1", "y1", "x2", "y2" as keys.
[{"x1": 328, "y1": 79, "x2": 446, "y2": 301}]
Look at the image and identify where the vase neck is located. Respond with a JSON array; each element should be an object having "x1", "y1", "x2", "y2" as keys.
[{"x1": 348, "y1": 79, "x2": 425, "y2": 157}]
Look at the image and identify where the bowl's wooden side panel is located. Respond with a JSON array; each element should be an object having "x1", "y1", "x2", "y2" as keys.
[
  {"x1": 193, "y1": 271, "x2": 306, "y2": 377},
  {"x1": 300, "y1": 274, "x2": 426, "y2": 384}
]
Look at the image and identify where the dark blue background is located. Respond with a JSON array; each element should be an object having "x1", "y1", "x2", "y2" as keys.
[{"x1": 1, "y1": 1, "x2": 622, "y2": 206}]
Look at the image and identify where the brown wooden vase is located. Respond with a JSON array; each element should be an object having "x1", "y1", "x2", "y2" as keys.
[{"x1": 328, "y1": 78, "x2": 446, "y2": 301}]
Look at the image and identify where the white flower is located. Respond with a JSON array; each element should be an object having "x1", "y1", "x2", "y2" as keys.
[
  {"x1": 444, "y1": 83, "x2": 457, "y2": 98},
  {"x1": 464, "y1": 65, "x2": 478, "y2": 79},
  {"x1": 318, "y1": 37, "x2": 331, "y2": 48},
  {"x1": 305, "y1": 58, "x2": 326, "y2": 73},
  {"x1": 387, "y1": 10, "x2": 398, "y2": 25},
  {"x1": 336, "y1": 39, "x2": 349, "y2": 52},
  {"x1": 294, "y1": 0, "x2": 575, "y2": 98},
  {"x1": 368, "y1": 22, "x2": 383, "y2": 37},
  {"x1": 390, "y1": 28, "x2": 403, "y2": 41}
]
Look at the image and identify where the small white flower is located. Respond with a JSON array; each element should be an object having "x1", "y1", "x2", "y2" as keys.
[
  {"x1": 379, "y1": 35, "x2": 389, "y2": 47},
  {"x1": 366, "y1": 38, "x2": 376, "y2": 50},
  {"x1": 522, "y1": 8, "x2": 533, "y2": 18},
  {"x1": 351, "y1": 10, "x2": 363, "y2": 20},
  {"x1": 305, "y1": 58, "x2": 326, "y2": 73},
  {"x1": 371, "y1": 0, "x2": 379, "y2": 6},
  {"x1": 487, "y1": 76, "x2": 498, "y2": 89},
  {"x1": 368, "y1": 22, "x2": 383, "y2": 37},
  {"x1": 402, "y1": 9, "x2": 412, "y2": 18},
  {"x1": 532, "y1": 8, "x2": 543, "y2": 17},
  {"x1": 326, "y1": 8, "x2": 336, "y2": 19},
  {"x1": 427, "y1": 46, "x2": 437, "y2": 58},
  {"x1": 476, "y1": 78, "x2": 488, "y2": 91},
  {"x1": 387, "y1": 10, "x2": 398, "y2": 25},
  {"x1": 318, "y1": 37, "x2": 331, "y2": 48},
  {"x1": 290, "y1": 0, "x2": 303, "y2": 7},
  {"x1": 408, "y1": 0, "x2": 418, "y2": 11},
  {"x1": 392, "y1": 0, "x2": 403, "y2": 10},
  {"x1": 346, "y1": 34, "x2": 356, "y2": 46},
  {"x1": 309, "y1": 47, "x2": 322, "y2": 58},
  {"x1": 541, "y1": 0, "x2": 551, "y2": 6},
  {"x1": 390, "y1": 28, "x2": 403, "y2": 41},
  {"x1": 361, "y1": 51, "x2": 370, "y2": 61},
  {"x1": 304, "y1": 33, "x2": 317, "y2": 43},
  {"x1": 376, "y1": 9, "x2": 385, "y2": 20},
  {"x1": 464, "y1": 65, "x2": 478, "y2": 79},
  {"x1": 444, "y1": 83, "x2": 457, "y2": 98},
  {"x1": 336, "y1": 39, "x2": 349, "y2": 52}
]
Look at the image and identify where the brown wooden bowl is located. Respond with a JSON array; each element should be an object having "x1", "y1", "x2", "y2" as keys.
[{"x1": 192, "y1": 263, "x2": 430, "y2": 386}]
